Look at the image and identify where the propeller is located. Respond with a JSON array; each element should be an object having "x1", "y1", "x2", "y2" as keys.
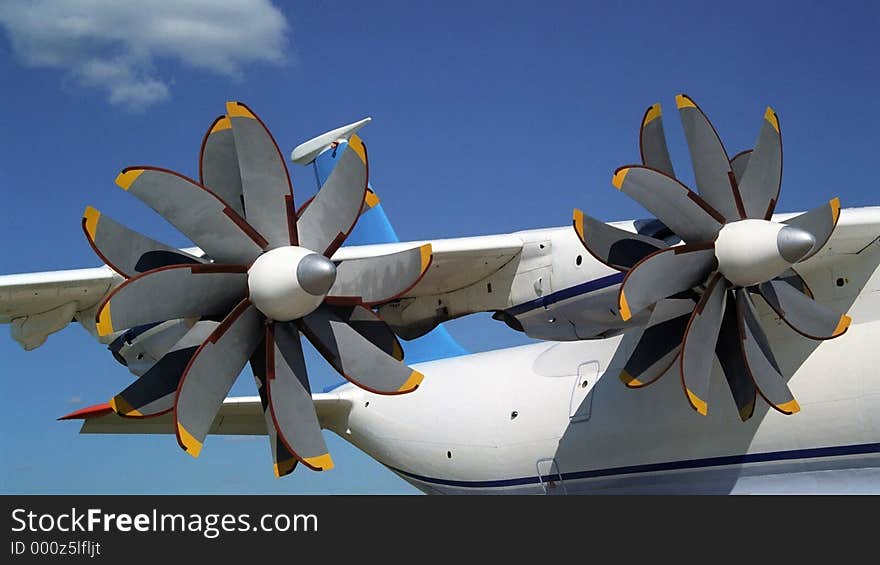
[
  {"x1": 84, "y1": 102, "x2": 432, "y2": 476},
  {"x1": 574, "y1": 95, "x2": 851, "y2": 420}
]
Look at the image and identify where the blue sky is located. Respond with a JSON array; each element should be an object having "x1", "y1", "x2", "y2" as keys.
[{"x1": 0, "y1": 1, "x2": 877, "y2": 494}]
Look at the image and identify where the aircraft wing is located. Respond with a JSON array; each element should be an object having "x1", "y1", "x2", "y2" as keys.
[
  {"x1": 0, "y1": 235, "x2": 524, "y2": 349},
  {"x1": 0, "y1": 266, "x2": 121, "y2": 350},
  {"x1": 60, "y1": 393, "x2": 350, "y2": 436}
]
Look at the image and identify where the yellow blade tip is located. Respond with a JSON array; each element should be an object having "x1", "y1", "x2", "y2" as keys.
[
  {"x1": 675, "y1": 94, "x2": 696, "y2": 109},
  {"x1": 399, "y1": 369, "x2": 424, "y2": 393},
  {"x1": 95, "y1": 305, "x2": 113, "y2": 337},
  {"x1": 225, "y1": 101, "x2": 255, "y2": 119},
  {"x1": 109, "y1": 395, "x2": 142, "y2": 417},
  {"x1": 778, "y1": 399, "x2": 800, "y2": 414},
  {"x1": 177, "y1": 423, "x2": 203, "y2": 458},
  {"x1": 686, "y1": 388, "x2": 708, "y2": 416},
  {"x1": 829, "y1": 197, "x2": 841, "y2": 223},
  {"x1": 304, "y1": 453, "x2": 334, "y2": 471},
  {"x1": 273, "y1": 458, "x2": 297, "y2": 478},
  {"x1": 619, "y1": 370, "x2": 643, "y2": 388},
  {"x1": 611, "y1": 168, "x2": 629, "y2": 190},
  {"x1": 115, "y1": 169, "x2": 144, "y2": 191},
  {"x1": 83, "y1": 206, "x2": 101, "y2": 240},
  {"x1": 833, "y1": 314, "x2": 852, "y2": 337},
  {"x1": 572, "y1": 209, "x2": 585, "y2": 240},
  {"x1": 643, "y1": 103, "x2": 662, "y2": 125},
  {"x1": 210, "y1": 116, "x2": 232, "y2": 133},
  {"x1": 348, "y1": 134, "x2": 367, "y2": 164},
  {"x1": 419, "y1": 244, "x2": 433, "y2": 273},
  {"x1": 764, "y1": 106, "x2": 780, "y2": 133},
  {"x1": 618, "y1": 290, "x2": 632, "y2": 321},
  {"x1": 364, "y1": 189, "x2": 380, "y2": 208}
]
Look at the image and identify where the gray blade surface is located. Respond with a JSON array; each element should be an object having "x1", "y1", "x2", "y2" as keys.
[
  {"x1": 300, "y1": 305, "x2": 423, "y2": 395},
  {"x1": 227, "y1": 102, "x2": 296, "y2": 248},
  {"x1": 738, "y1": 108, "x2": 782, "y2": 219},
  {"x1": 326, "y1": 305, "x2": 404, "y2": 361},
  {"x1": 676, "y1": 94, "x2": 741, "y2": 221},
  {"x1": 639, "y1": 103, "x2": 675, "y2": 176},
  {"x1": 200, "y1": 115, "x2": 245, "y2": 218},
  {"x1": 613, "y1": 165, "x2": 724, "y2": 243},
  {"x1": 774, "y1": 268, "x2": 813, "y2": 298},
  {"x1": 730, "y1": 150, "x2": 752, "y2": 185},
  {"x1": 783, "y1": 199, "x2": 841, "y2": 261},
  {"x1": 758, "y1": 279, "x2": 851, "y2": 340},
  {"x1": 83, "y1": 206, "x2": 203, "y2": 278},
  {"x1": 620, "y1": 299, "x2": 693, "y2": 388},
  {"x1": 95, "y1": 264, "x2": 246, "y2": 337},
  {"x1": 680, "y1": 274, "x2": 729, "y2": 416},
  {"x1": 174, "y1": 300, "x2": 263, "y2": 456},
  {"x1": 267, "y1": 323, "x2": 333, "y2": 471},
  {"x1": 573, "y1": 209, "x2": 667, "y2": 271},
  {"x1": 715, "y1": 293, "x2": 756, "y2": 421},
  {"x1": 736, "y1": 289, "x2": 800, "y2": 415},
  {"x1": 327, "y1": 244, "x2": 432, "y2": 306},
  {"x1": 116, "y1": 166, "x2": 264, "y2": 264},
  {"x1": 618, "y1": 245, "x2": 716, "y2": 321},
  {"x1": 250, "y1": 344, "x2": 297, "y2": 477},
  {"x1": 296, "y1": 138, "x2": 368, "y2": 256}
]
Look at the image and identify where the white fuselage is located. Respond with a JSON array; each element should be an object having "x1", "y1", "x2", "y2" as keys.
[{"x1": 322, "y1": 238, "x2": 880, "y2": 494}]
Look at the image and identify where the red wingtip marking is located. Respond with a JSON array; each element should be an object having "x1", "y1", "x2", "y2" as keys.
[{"x1": 58, "y1": 402, "x2": 113, "y2": 421}]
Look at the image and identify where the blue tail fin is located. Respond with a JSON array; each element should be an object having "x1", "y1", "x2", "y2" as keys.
[{"x1": 313, "y1": 143, "x2": 468, "y2": 364}]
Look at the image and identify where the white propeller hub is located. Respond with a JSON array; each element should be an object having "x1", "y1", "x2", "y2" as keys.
[
  {"x1": 714, "y1": 219, "x2": 814, "y2": 287},
  {"x1": 247, "y1": 246, "x2": 336, "y2": 321}
]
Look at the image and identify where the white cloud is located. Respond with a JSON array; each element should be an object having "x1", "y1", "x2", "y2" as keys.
[
  {"x1": 0, "y1": 0, "x2": 289, "y2": 110},
  {"x1": 68, "y1": 395, "x2": 83, "y2": 405}
]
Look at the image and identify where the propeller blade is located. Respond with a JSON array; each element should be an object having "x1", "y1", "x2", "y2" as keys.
[
  {"x1": 675, "y1": 94, "x2": 741, "y2": 221},
  {"x1": 774, "y1": 268, "x2": 813, "y2": 298},
  {"x1": 680, "y1": 274, "x2": 729, "y2": 416},
  {"x1": 573, "y1": 209, "x2": 667, "y2": 271},
  {"x1": 758, "y1": 279, "x2": 851, "y2": 340},
  {"x1": 618, "y1": 244, "x2": 716, "y2": 321},
  {"x1": 267, "y1": 323, "x2": 333, "y2": 471},
  {"x1": 227, "y1": 101, "x2": 297, "y2": 248},
  {"x1": 296, "y1": 136, "x2": 368, "y2": 256},
  {"x1": 326, "y1": 305, "x2": 404, "y2": 361},
  {"x1": 639, "y1": 103, "x2": 675, "y2": 176},
  {"x1": 300, "y1": 305, "x2": 423, "y2": 395},
  {"x1": 327, "y1": 244, "x2": 432, "y2": 306},
  {"x1": 783, "y1": 198, "x2": 841, "y2": 261},
  {"x1": 174, "y1": 300, "x2": 263, "y2": 457},
  {"x1": 730, "y1": 150, "x2": 752, "y2": 185},
  {"x1": 715, "y1": 293, "x2": 756, "y2": 421},
  {"x1": 738, "y1": 108, "x2": 782, "y2": 220},
  {"x1": 250, "y1": 343, "x2": 297, "y2": 477},
  {"x1": 110, "y1": 321, "x2": 219, "y2": 418},
  {"x1": 736, "y1": 289, "x2": 800, "y2": 415},
  {"x1": 611, "y1": 165, "x2": 724, "y2": 244},
  {"x1": 115, "y1": 166, "x2": 265, "y2": 264},
  {"x1": 620, "y1": 299, "x2": 693, "y2": 388},
  {"x1": 200, "y1": 115, "x2": 245, "y2": 218},
  {"x1": 83, "y1": 206, "x2": 203, "y2": 278},
  {"x1": 95, "y1": 264, "x2": 246, "y2": 338}
]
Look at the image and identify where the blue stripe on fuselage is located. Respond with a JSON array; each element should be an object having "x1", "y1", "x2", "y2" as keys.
[
  {"x1": 505, "y1": 272, "x2": 624, "y2": 317},
  {"x1": 389, "y1": 442, "x2": 880, "y2": 489}
]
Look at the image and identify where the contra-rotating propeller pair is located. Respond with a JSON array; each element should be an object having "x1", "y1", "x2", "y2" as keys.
[
  {"x1": 83, "y1": 102, "x2": 432, "y2": 476},
  {"x1": 574, "y1": 94, "x2": 850, "y2": 420}
]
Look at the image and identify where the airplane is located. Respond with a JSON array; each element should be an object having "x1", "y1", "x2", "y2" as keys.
[{"x1": 2, "y1": 96, "x2": 878, "y2": 494}]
